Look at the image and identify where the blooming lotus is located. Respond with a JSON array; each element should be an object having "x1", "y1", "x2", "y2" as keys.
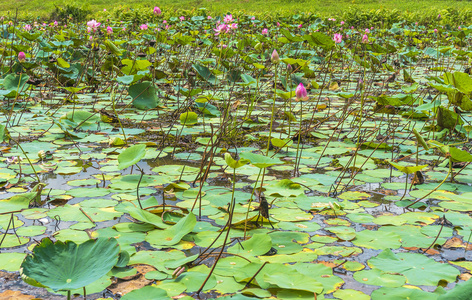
[
  {"x1": 87, "y1": 20, "x2": 101, "y2": 33},
  {"x1": 230, "y1": 23, "x2": 238, "y2": 30},
  {"x1": 296, "y1": 83, "x2": 308, "y2": 101},
  {"x1": 23, "y1": 24, "x2": 32, "y2": 31},
  {"x1": 207, "y1": 16, "x2": 212, "y2": 20},
  {"x1": 214, "y1": 24, "x2": 228, "y2": 35},
  {"x1": 262, "y1": 28, "x2": 268, "y2": 35},
  {"x1": 153, "y1": 6, "x2": 161, "y2": 15},
  {"x1": 224, "y1": 14, "x2": 233, "y2": 23},
  {"x1": 179, "y1": 16, "x2": 185, "y2": 21},
  {"x1": 362, "y1": 34, "x2": 368, "y2": 43},
  {"x1": 333, "y1": 33, "x2": 342, "y2": 44},
  {"x1": 139, "y1": 24, "x2": 148, "y2": 30},
  {"x1": 106, "y1": 26, "x2": 113, "y2": 35}
]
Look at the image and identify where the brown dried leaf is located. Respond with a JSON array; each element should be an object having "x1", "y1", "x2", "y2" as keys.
[{"x1": 0, "y1": 290, "x2": 36, "y2": 300}]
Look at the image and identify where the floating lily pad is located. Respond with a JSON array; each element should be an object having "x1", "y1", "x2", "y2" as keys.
[{"x1": 368, "y1": 249, "x2": 460, "y2": 286}]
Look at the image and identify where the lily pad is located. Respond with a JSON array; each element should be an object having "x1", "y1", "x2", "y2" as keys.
[{"x1": 21, "y1": 237, "x2": 120, "y2": 291}]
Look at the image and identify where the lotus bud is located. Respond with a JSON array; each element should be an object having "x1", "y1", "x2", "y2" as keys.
[
  {"x1": 18, "y1": 51, "x2": 26, "y2": 62},
  {"x1": 271, "y1": 49, "x2": 280, "y2": 64},
  {"x1": 296, "y1": 83, "x2": 308, "y2": 101},
  {"x1": 287, "y1": 64, "x2": 293, "y2": 72}
]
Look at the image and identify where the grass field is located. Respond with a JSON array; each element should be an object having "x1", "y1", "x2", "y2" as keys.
[{"x1": 4, "y1": 0, "x2": 472, "y2": 20}]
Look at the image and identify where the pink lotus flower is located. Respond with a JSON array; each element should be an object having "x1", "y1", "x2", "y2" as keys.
[
  {"x1": 87, "y1": 20, "x2": 102, "y2": 32},
  {"x1": 207, "y1": 16, "x2": 212, "y2": 20},
  {"x1": 271, "y1": 49, "x2": 280, "y2": 64},
  {"x1": 214, "y1": 24, "x2": 228, "y2": 35},
  {"x1": 415, "y1": 22, "x2": 418, "y2": 26},
  {"x1": 106, "y1": 26, "x2": 113, "y2": 35},
  {"x1": 139, "y1": 24, "x2": 148, "y2": 30},
  {"x1": 23, "y1": 24, "x2": 32, "y2": 31},
  {"x1": 163, "y1": 20, "x2": 167, "y2": 24},
  {"x1": 224, "y1": 14, "x2": 233, "y2": 23},
  {"x1": 362, "y1": 34, "x2": 368, "y2": 43},
  {"x1": 262, "y1": 28, "x2": 268, "y2": 35},
  {"x1": 122, "y1": 27, "x2": 126, "y2": 31},
  {"x1": 340, "y1": 21, "x2": 345, "y2": 25},
  {"x1": 434, "y1": 28, "x2": 438, "y2": 33},
  {"x1": 333, "y1": 33, "x2": 342, "y2": 44},
  {"x1": 251, "y1": 17, "x2": 255, "y2": 20},
  {"x1": 87, "y1": 20, "x2": 101, "y2": 32},
  {"x1": 154, "y1": 7, "x2": 161, "y2": 15},
  {"x1": 277, "y1": 22, "x2": 280, "y2": 27},
  {"x1": 179, "y1": 16, "x2": 185, "y2": 21},
  {"x1": 53, "y1": 20, "x2": 58, "y2": 27},
  {"x1": 298, "y1": 24, "x2": 302, "y2": 28},
  {"x1": 165, "y1": 25, "x2": 170, "y2": 30},
  {"x1": 103, "y1": 9, "x2": 107, "y2": 11},
  {"x1": 18, "y1": 51, "x2": 26, "y2": 62},
  {"x1": 230, "y1": 23, "x2": 238, "y2": 30},
  {"x1": 296, "y1": 83, "x2": 308, "y2": 101},
  {"x1": 365, "y1": 28, "x2": 370, "y2": 33}
]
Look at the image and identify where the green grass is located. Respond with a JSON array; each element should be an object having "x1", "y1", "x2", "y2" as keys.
[{"x1": 4, "y1": 0, "x2": 472, "y2": 21}]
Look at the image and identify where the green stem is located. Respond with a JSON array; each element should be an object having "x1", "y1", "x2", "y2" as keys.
[{"x1": 266, "y1": 64, "x2": 278, "y2": 155}]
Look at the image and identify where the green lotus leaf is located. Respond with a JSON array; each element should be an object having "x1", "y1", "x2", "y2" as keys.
[
  {"x1": 224, "y1": 153, "x2": 249, "y2": 169},
  {"x1": 21, "y1": 237, "x2": 120, "y2": 291},
  {"x1": 118, "y1": 144, "x2": 146, "y2": 170},
  {"x1": 179, "y1": 111, "x2": 199, "y2": 125},
  {"x1": 121, "y1": 286, "x2": 170, "y2": 300},
  {"x1": 146, "y1": 212, "x2": 196, "y2": 247},
  {"x1": 263, "y1": 270, "x2": 323, "y2": 294},
  {"x1": 129, "y1": 81, "x2": 160, "y2": 110},
  {"x1": 389, "y1": 161, "x2": 428, "y2": 174},
  {"x1": 372, "y1": 287, "x2": 439, "y2": 300},
  {"x1": 239, "y1": 152, "x2": 282, "y2": 168},
  {"x1": 368, "y1": 249, "x2": 460, "y2": 286}
]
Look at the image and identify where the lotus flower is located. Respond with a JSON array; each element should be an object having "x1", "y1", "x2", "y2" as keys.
[
  {"x1": 262, "y1": 28, "x2": 268, "y2": 35},
  {"x1": 271, "y1": 49, "x2": 280, "y2": 64},
  {"x1": 87, "y1": 20, "x2": 101, "y2": 32},
  {"x1": 154, "y1": 7, "x2": 161, "y2": 15},
  {"x1": 18, "y1": 51, "x2": 26, "y2": 62},
  {"x1": 362, "y1": 34, "x2": 368, "y2": 43},
  {"x1": 296, "y1": 83, "x2": 308, "y2": 101},
  {"x1": 224, "y1": 14, "x2": 233, "y2": 23},
  {"x1": 139, "y1": 24, "x2": 148, "y2": 30},
  {"x1": 106, "y1": 26, "x2": 113, "y2": 35},
  {"x1": 333, "y1": 33, "x2": 343, "y2": 44}
]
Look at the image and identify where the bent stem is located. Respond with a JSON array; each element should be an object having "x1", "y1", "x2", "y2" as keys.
[
  {"x1": 196, "y1": 169, "x2": 236, "y2": 294},
  {"x1": 405, "y1": 162, "x2": 451, "y2": 209}
]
